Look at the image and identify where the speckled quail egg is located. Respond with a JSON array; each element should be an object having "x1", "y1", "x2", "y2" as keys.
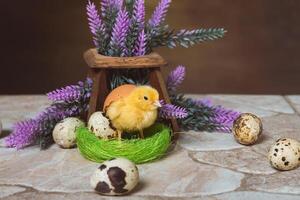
[
  {"x1": 268, "y1": 138, "x2": 300, "y2": 171},
  {"x1": 90, "y1": 158, "x2": 139, "y2": 196},
  {"x1": 53, "y1": 117, "x2": 84, "y2": 148},
  {"x1": 88, "y1": 112, "x2": 116, "y2": 139},
  {"x1": 232, "y1": 113, "x2": 263, "y2": 145}
]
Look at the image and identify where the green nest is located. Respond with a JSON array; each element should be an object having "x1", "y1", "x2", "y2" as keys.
[{"x1": 76, "y1": 124, "x2": 171, "y2": 164}]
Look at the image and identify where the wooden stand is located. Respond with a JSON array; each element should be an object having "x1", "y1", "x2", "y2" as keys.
[{"x1": 84, "y1": 48, "x2": 179, "y2": 138}]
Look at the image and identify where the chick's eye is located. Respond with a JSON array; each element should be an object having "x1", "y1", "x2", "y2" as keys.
[{"x1": 143, "y1": 96, "x2": 148, "y2": 100}]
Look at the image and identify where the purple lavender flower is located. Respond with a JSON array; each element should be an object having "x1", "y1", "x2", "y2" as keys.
[
  {"x1": 86, "y1": 1, "x2": 104, "y2": 46},
  {"x1": 148, "y1": 0, "x2": 171, "y2": 27},
  {"x1": 191, "y1": 97, "x2": 239, "y2": 127},
  {"x1": 114, "y1": 0, "x2": 124, "y2": 9},
  {"x1": 101, "y1": 0, "x2": 123, "y2": 15},
  {"x1": 134, "y1": 29, "x2": 146, "y2": 56},
  {"x1": 87, "y1": 1, "x2": 102, "y2": 35},
  {"x1": 193, "y1": 98, "x2": 213, "y2": 107},
  {"x1": 47, "y1": 78, "x2": 92, "y2": 103},
  {"x1": 159, "y1": 101, "x2": 188, "y2": 119},
  {"x1": 167, "y1": 65, "x2": 186, "y2": 91},
  {"x1": 5, "y1": 104, "x2": 83, "y2": 149},
  {"x1": 133, "y1": 0, "x2": 145, "y2": 27},
  {"x1": 5, "y1": 103, "x2": 71, "y2": 149},
  {"x1": 5, "y1": 78, "x2": 93, "y2": 149},
  {"x1": 5, "y1": 106, "x2": 63, "y2": 149},
  {"x1": 47, "y1": 85, "x2": 81, "y2": 103},
  {"x1": 193, "y1": 98, "x2": 240, "y2": 132},
  {"x1": 109, "y1": 9, "x2": 130, "y2": 55},
  {"x1": 5, "y1": 119, "x2": 39, "y2": 149},
  {"x1": 101, "y1": 0, "x2": 110, "y2": 16},
  {"x1": 212, "y1": 106, "x2": 240, "y2": 129}
]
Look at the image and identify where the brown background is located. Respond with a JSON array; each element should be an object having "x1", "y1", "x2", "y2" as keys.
[{"x1": 1, "y1": 0, "x2": 300, "y2": 94}]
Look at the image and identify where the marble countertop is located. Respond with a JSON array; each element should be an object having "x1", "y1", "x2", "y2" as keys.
[{"x1": 1, "y1": 95, "x2": 300, "y2": 200}]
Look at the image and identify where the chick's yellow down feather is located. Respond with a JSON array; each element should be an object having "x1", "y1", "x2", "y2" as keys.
[{"x1": 105, "y1": 86, "x2": 161, "y2": 139}]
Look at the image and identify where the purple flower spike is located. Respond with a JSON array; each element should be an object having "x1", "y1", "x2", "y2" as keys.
[
  {"x1": 5, "y1": 119, "x2": 39, "y2": 149},
  {"x1": 134, "y1": 29, "x2": 146, "y2": 56},
  {"x1": 86, "y1": 0, "x2": 103, "y2": 46},
  {"x1": 87, "y1": 1, "x2": 101, "y2": 35},
  {"x1": 47, "y1": 85, "x2": 81, "y2": 103},
  {"x1": 159, "y1": 101, "x2": 188, "y2": 119},
  {"x1": 101, "y1": 0, "x2": 110, "y2": 14},
  {"x1": 101, "y1": 0, "x2": 123, "y2": 15},
  {"x1": 47, "y1": 78, "x2": 92, "y2": 103},
  {"x1": 133, "y1": 0, "x2": 145, "y2": 27},
  {"x1": 213, "y1": 106, "x2": 240, "y2": 127},
  {"x1": 193, "y1": 98, "x2": 240, "y2": 132},
  {"x1": 148, "y1": 0, "x2": 171, "y2": 27},
  {"x1": 5, "y1": 103, "x2": 84, "y2": 149},
  {"x1": 109, "y1": 9, "x2": 130, "y2": 54},
  {"x1": 167, "y1": 65, "x2": 186, "y2": 91},
  {"x1": 5, "y1": 78, "x2": 93, "y2": 149},
  {"x1": 193, "y1": 98, "x2": 213, "y2": 107},
  {"x1": 114, "y1": 0, "x2": 124, "y2": 9}
]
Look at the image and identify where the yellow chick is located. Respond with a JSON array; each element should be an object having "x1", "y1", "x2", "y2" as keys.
[{"x1": 105, "y1": 86, "x2": 161, "y2": 139}]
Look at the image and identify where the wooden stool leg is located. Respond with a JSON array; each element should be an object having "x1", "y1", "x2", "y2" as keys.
[
  {"x1": 87, "y1": 68, "x2": 109, "y2": 120},
  {"x1": 149, "y1": 68, "x2": 180, "y2": 135}
]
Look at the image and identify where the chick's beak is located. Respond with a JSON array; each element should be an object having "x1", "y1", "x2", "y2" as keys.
[{"x1": 153, "y1": 100, "x2": 162, "y2": 108}]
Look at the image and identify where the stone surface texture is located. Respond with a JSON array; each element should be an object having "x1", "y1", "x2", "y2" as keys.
[
  {"x1": 0, "y1": 186, "x2": 26, "y2": 198},
  {"x1": 1, "y1": 95, "x2": 300, "y2": 199}
]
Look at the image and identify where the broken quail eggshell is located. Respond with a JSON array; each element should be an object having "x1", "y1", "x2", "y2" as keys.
[
  {"x1": 90, "y1": 158, "x2": 139, "y2": 196},
  {"x1": 103, "y1": 84, "x2": 136, "y2": 111},
  {"x1": 88, "y1": 112, "x2": 116, "y2": 139},
  {"x1": 232, "y1": 113, "x2": 263, "y2": 145},
  {"x1": 268, "y1": 138, "x2": 300, "y2": 171},
  {"x1": 53, "y1": 117, "x2": 84, "y2": 148}
]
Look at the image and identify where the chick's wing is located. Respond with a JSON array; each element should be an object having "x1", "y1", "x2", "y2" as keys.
[{"x1": 106, "y1": 99, "x2": 125, "y2": 120}]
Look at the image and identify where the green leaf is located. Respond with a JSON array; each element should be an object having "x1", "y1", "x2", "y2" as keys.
[
  {"x1": 125, "y1": 0, "x2": 135, "y2": 17},
  {"x1": 167, "y1": 28, "x2": 226, "y2": 49}
]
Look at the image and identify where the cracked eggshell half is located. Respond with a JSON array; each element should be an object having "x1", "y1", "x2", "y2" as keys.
[{"x1": 88, "y1": 112, "x2": 116, "y2": 139}]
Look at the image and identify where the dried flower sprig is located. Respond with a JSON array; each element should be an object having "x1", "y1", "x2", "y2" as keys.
[
  {"x1": 192, "y1": 98, "x2": 213, "y2": 107},
  {"x1": 133, "y1": 0, "x2": 145, "y2": 26},
  {"x1": 170, "y1": 94, "x2": 238, "y2": 133},
  {"x1": 87, "y1": 0, "x2": 108, "y2": 52},
  {"x1": 47, "y1": 79, "x2": 92, "y2": 103},
  {"x1": 101, "y1": 0, "x2": 120, "y2": 51},
  {"x1": 167, "y1": 65, "x2": 185, "y2": 92},
  {"x1": 212, "y1": 106, "x2": 240, "y2": 129},
  {"x1": 5, "y1": 79, "x2": 92, "y2": 149},
  {"x1": 86, "y1": 0, "x2": 226, "y2": 58},
  {"x1": 47, "y1": 85, "x2": 81, "y2": 103},
  {"x1": 134, "y1": 30, "x2": 147, "y2": 56},
  {"x1": 159, "y1": 100, "x2": 188, "y2": 119},
  {"x1": 108, "y1": 9, "x2": 130, "y2": 56},
  {"x1": 167, "y1": 28, "x2": 227, "y2": 48},
  {"x1": 123, "y1": 0, "x2": 145, "y2": 56},
  {"x1": 101, "y1": 0, "x2": 123, "y2": 14},
  {"x1": 87, "y1": 1, "x2": 102, "y2": 36},
  {"x1": 148, "y1": 0, "x2": 171, "y2": 28},
  {"x1": 5, "y1": 105, "x2": 66, "y2": 149},
  {"x1": 5, "y1": 119, "x2": 40, "y2": 149},
  {"x1": 166, "y1": 66, "x2": 240, "y2": 132}
]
